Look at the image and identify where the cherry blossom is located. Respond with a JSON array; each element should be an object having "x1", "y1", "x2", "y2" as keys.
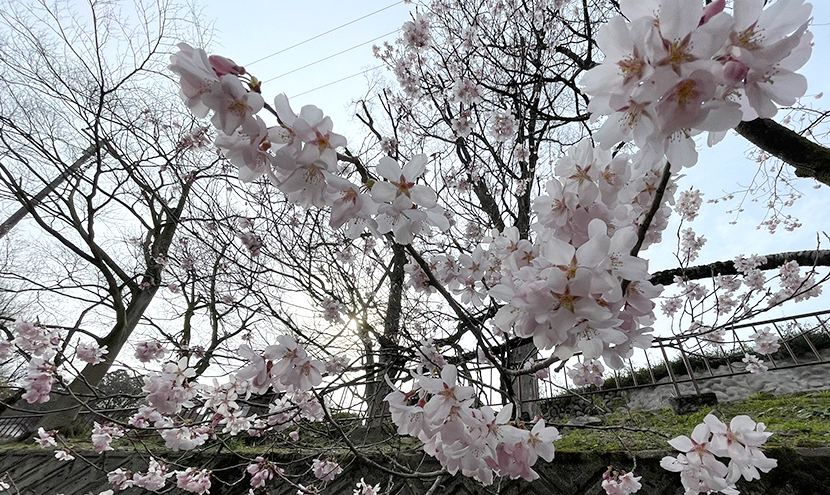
[
  {"x1": 54, "y1": 450, "x2": 74, "y2": 461},
  {"x1": 76, "y1": 342, "x2": 107, "y2": 365},
  {"x1": 175, "y1": 468, "x2": 211, "y2": 494},
  {"x1": 132, "y1": 458, "x2": 172, "y2": 491},
  {"x1": 91, "y1": 422, "x2": 124, "y2": 453},
  {"x1": 247, "y1": 457, "x2": 282, "y2": 488},
  {"x1": 742, "y1": 353, "x2": 768, "y2": 373},
  {"x1": 353, "y1": 478, "x2": 381, "y2": 495},
  {"x1": 161, "y1": 7, "x2": 813, "y2": 487},
  {"x1": 312, "y1": 458, "x2": 342, "y2": 482},
  {"x1": 602, "y1": 467, "x2": 642, "y2": 495},
  {"x1": 135, "y1": 341, "x2": 166, "y2": 362},
  {"x1": 34, "y1": 428, "x2": 57, "y2": 448},
  {"x1": 402, "y1": 12, "x2": 431, "y2": 51},
  {"x1": 21, "y1": 357, "x2": 55, "y2": 404},
  {"x1": 107, "y1": 468, "x2": 134, "y2": 490},
  {"x1": 168, "y1": 43, "x2": 219, "y2": 118},
  {"x1": 750, "y1": 327, "x2": 780, "y2": 355}
]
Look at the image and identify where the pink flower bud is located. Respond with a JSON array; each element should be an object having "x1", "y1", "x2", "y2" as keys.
[
  {"x1": 209, "y1": 55, "x2": 245, "y2": 77},
  {"x1": 700, "y1": 0, "x2": 725, "y2": 25},
  {"x1": 723, "y1": 60, "x2": 749, "y2": 86}
]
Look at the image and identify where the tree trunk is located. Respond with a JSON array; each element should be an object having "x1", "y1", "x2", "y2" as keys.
[
  {"x1": 33, "y1": 285, "x2": 160, "y2": 433},
  {"x1": 366, "y1": 243, "x2": 406, "y2": 426}
]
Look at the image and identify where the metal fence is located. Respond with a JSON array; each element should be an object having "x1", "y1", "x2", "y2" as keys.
[{"x1": 2, "y1": 310, "x2": 829, "y2": 439}]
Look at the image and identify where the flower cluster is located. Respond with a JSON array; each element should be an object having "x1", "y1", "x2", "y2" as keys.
[
  {"x1": 311, "y1": 458, "x2": 343, "y2": 482},
  {"x1": 247, "y1": 457, "x2": 283, "y2": 488},
  {"x1": 750, "y1": 327, "x2": 780, "y2": 355},
  {"x1": 582, "y1": 0, "x2": 813, "y2": 170},
  {"x1": 169, "y1": 44, "x2": 447, "y2": 245},
  {"x1": 385, "y1": 364, "x2": 561, "y2": 485},
  {"x1": 661, "y1": 414, "x2": 776, "y2": 494},
  {"x1": 602, "y1": 466, "x2": 642, "y2": 495},
  {"x1": 91, "y1": 422, "x2": 124, "y2": 453}
]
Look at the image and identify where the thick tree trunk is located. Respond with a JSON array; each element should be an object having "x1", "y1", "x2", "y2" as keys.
[
  {"x1": 33, "y1": 285, "x2": 160, "y2": 432},
  {"x1": 366, "y1": 243, "x2": 406, "y2": 426}
]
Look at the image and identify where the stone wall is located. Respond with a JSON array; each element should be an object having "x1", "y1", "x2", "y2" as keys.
[
  {"x1": 1, "y1": 448, "x2": 828, "y2": 495},
  {"x1": 538, "y1": 359, "x2": 830, "y2": 419}
]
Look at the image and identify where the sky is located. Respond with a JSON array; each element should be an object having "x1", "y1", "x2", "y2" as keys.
[{"x1": 200, "y1": 0, "x2": 412, "y2": 140}]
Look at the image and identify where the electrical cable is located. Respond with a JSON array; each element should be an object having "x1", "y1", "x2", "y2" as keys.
[
  {"x1": 263, "y1": 29, "x2": 399, "y2": 83},
  {"x1": 290, "y1": 65, "x2": 385, "y2": 98},
  {"x1": 245, "y1": 0, "x2": 405, "y2": 67}
]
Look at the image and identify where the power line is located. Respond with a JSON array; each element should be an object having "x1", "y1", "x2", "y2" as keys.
[
  {"x1": 291, "y1": 65, "x2": 385, "y2": 99},
  {"x1": 264, "y1": 29, "x2": 398, "y2": 84},
  {"x1": 246, "y1": 0, "x2": 406, "y2": 67}
]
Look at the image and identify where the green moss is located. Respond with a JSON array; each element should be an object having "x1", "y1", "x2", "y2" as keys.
[{"x1": 554, "y1": 390, "x2": 830, "y2": 453}]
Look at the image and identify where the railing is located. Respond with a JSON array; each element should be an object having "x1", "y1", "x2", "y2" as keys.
[{"x1": 2, "y1": 310, "x2": 829, "y2": 439}]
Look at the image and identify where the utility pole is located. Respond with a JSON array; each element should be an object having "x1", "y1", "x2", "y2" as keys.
[{"x1": 0, "y1": 144, "x2": 98, "y2": 239}]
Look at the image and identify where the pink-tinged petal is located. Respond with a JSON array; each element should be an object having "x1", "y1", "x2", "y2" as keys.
[
  {"x1": 273, "y1": 94, "x2": 296, "y2": 126},
  {"x1": 664, "y1": 134, "x2": 697, "y2": 170},
  {"x1": 704, "y1": 414, "x2": 727, "y2": 433},
  {"x1": 734, "y1": 0, "x2": 765, "y2": 32},
  {"x1": 668, "y1": 435, "x2": 694, "y2": 452},
  {"x1": 402, "y1": 154, "x2": 428, "y2": 180},
  {"x1": 728, "y1": 415, "x2": 756, "y2": 433},
  {"x1": 376, "y1": 156, "x2": 402, "y2": 181},
  {"x1": 409, "y1": 184, "x2": 437, "y2": 208},
  {"x1": 298, "y1": 105, "x2": 325, "y2": 128},
  {"x1": 701, "y1": 0, "x2": 725, "y2": 25},
  {"x1": 370, "y1": 181, "x2": 398, "y2": 203},
  {"x1": 620, "y1": 0, "x2": 659, "y2": 21},
  {"x1": 596, "y1": 16, "x2": 634, "y2": 62},
  {"x1": 691, "y1": 423, "x2": 711, "y2": 444},
  {"x1": 660, "y1": 455, "x2": 685, "y2": 472},
  {"x1": 697, "y1": 101, "x2": 743, "y2": 132},
  {"x1": 441, "y1": 364, "x2": 458, "y2": 386},
  {"x1": 659, "y1": 0, "x2": 702, "y2": 43},
  {"x1": 496, "y1": 403, "x2": 513, "y2": 423}
]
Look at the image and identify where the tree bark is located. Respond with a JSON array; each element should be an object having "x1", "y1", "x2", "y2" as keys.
[
  {"x1": 736, "y1": 118, "x2": 830, "y2": 186},
  {"x1": 366, "y1": 243, "x2": 406, "y2": 426},
  {"x1": 650, "y1": 249, "x2": 830, "y2": 286}
]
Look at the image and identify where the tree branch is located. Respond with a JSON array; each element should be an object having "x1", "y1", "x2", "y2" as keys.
[
  {"x1": 650, "y1": 249, "x2": 830, "y2": 286},
  {"x1": 735, "y1": 118, "x2": 830, "y2": 186}
]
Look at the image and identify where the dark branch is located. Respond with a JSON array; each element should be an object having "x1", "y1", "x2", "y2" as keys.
[
  {"x1": 650, "y1": 249, "x2": 830, "y2": 286},
  {"x1": 736, "y1": 118, "x2": 830, "y2": 186}
]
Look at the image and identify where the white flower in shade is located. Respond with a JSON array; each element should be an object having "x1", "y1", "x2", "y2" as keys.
[
  {"x1": 312, "y1": 458, "x2": 342, "y2": 482},
  {"x1": 54, "y1": 450, "x2": 74, "y2": 461},
  {"x1": 742, "y1": 353, "x2": 768, "y2": 373}
]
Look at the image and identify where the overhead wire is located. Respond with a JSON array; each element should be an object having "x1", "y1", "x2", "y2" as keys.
[
  {"x1": 263, "y1": 29, "x2": 399, "y2": 84},
  {"x1": 291, "y1": 65, "x2": 385, "y2": 99},
  {"x1": 245, "y1": 0, "x2": 406, "y2": 67}
]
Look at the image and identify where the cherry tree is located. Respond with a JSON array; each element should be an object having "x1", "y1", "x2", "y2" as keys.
[{"x1": 2, "y1": 0, "x2": 829, "y2": 494}]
